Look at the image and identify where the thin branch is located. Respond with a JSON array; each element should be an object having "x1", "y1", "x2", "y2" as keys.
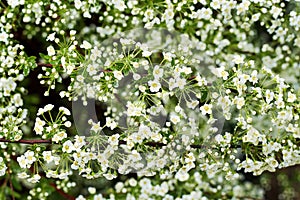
[
  {"x1": 9, "y1": 177, "x2": 15, "y2": 200},
  {"x1": 119, "y1": 140, "x2": 207, "y2": 149},
  {"x1": 37, "y1": 63, "x2": 55, "y2": 67},
  {"x1": 0, "y1": 138, "x2": 51, "y2": 144},
  {"x1": 6, "y1": 162, "x2": 15, "y2": 200},
  {"x1": 0, "y1": 138, "x2": 209, "y2": 149}
]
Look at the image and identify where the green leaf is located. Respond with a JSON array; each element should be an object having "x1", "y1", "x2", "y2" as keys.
[
  {"x1": 11, "y1": 177, "x2": 22, "y2": 191},
  {"x1": 5, "y1": 186, "x2": 21, "y2": 199},
  {"x1": 22, "y1": 56, "x2": 37, "y2": 76},
  {"x1": 23, "y1": 65, "x2": 30, "y2": 76},
  {"x1": 39, "y1": 53, "x2": 50, "y2": 60}
]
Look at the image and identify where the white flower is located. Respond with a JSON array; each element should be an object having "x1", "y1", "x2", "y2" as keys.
[
  {"x1": 17, "y1": 155, "x2": 28, "y2": 169},
  {"x1": 65, "y1": 65, "x2": 75, "y2": 75},
  {"x1": 52, "y1": 131, "x2": 67, "y2": 143},
  {"x1": 249, "y1": 70, "x2": 258, "y2": 84},
  {"x1": 165, "y1": 9, "x2": 174, "y2": 21},
  {"x1": 129, "y1": 150, "x2": 142, "y2": 162},
  {"x1": 87, "y1": 64, "x2": 98, "y2": 76},
  {"x1": 175, "y1": 168, "x2": 189, "y2": 182},
  {"x1": 233, "y1": 55, "x2": 244, "y2": 64},
  {"x1": 76, "y1": 75, "x2": 85, "y2": 83},
  {"x1": 176, "y1": 78, "x2": 186, "y2": 90},
  {"x1": 200, "y1": 104, "x2": 212, "y2": 115},
  {"x1": 0, "y1": 31, "x2": 9, "y2": 43},
  {"x1": 23, "y1": 16, "x2": 31, "y2": 24},
  {"x1": 64, "y1": 121, "x2": 72, "y2": 127},
  {"x1": 212, "y1": 66, "x2": 229, "y2": 80},
  {"x1": 142, "y1": 50, "x2": 152, "y2": 57},
  {"x1": 168, "y1": 78, "x2": 178, "y2": 91},
  {"x1": 18, "y1": 172, "x2": 29, "y2": 179},
  {"x1": 12, "y1": 93, "x2": 23, "y2": 107},
  {"x1": 138, "y1": 125, "x2": 151, "y2": 139},
  {"x1": 74, "y1": 136, "x2": 86, "y2": 149},
  {"x1": 103, "y1": 173, "x2": 116, "y2": 180},
  {"x1": 88, "y1": 187, "x2": 96, "y2": 194},
  {"x1": 0, "y1": 157, "x2": 7, "y2": 176},
  {"x1": 59, "y1": 107, "x2": 71, "y2": 115},
  {"x1": 37, "y1": 108, "x2": 45, "y2": 116},
  {"x1": 265, "y1": 90, "x2": 274, "y2": 104},
  {"x1": 270, "y1": 6, "x2": 282, "y2": 19},
  {"x1": 91, "y1": 122, "x2": 101, "y2": 132},
  {"x1": 242, "y1": 126, "x2": 261, "y2": 146},
  {"x1": 238, "y1": 73, "x2": 250, "y2": 85},
  {"x1": 112, "y1": 0, "x2": 127, "y2": 11},
  {"x1": 7, "y1": 0, "x2": 24, "y2": 8},
  {"x1": 108, "y1": 134, "x2": 120, "y2": 146},
  {"x1": 148, "y1": 80, "x2": 161, "y2": 92},
  {"x1": 74, "y1": 0, "x2": 82, "y2": 9},
  {"x1": 287, "y1": 92, "x2": 296, "y2": 103},
  {"x1": 163, "y1": 52, "x2": 174, "y2": 62},
  {"x1": 153, "y1": 65, "x2": 164, "y2": 79},
  {"x1": 126, "y1": 102, "x2": 143, "y2": 116},
  {"x1": 139, "y1": 178, "x2": 151, "y2": 189},
  {"x1": 70, "y1": 30, "x2": 77, "y2": 36},
  {"x1": 25, "y1": 151, "x2": 36, "y2": 165},
  {"x1": 252, "y1": 13, "x2": 261, "y2": 22},
  {"x1": 93, "y1": 194, "x2": 104, "y2": 200},
  {"x1": 106, "y1": 117, "x2": 117, "y2": 130},
  {"x1": 3, "y1": 77, "x2": 17, "y2": 95},
  {"x1": 144, "y1": 9, "x2": 154, "y2": 21},
  {"x1": 133, "y1": 73, "x2": 141, "y2": 80},
  {"x1": 46, "y1": 32, "x2": 56, "y2": 41},
  {"x1": 196, "y1": 7, "x2": 212, "y2": 20},
  {"x1": 47, "y1": 45, "x2": 56, "y2": 56},
  {"x1": 62, "y1": 140, "x2": 75, "y2": 153},
  {"x1": 43, "y1": 151, "x2": 53, "y2": 163},
  {"x1": 76, "y1": 195, "x2": 86, "y2": 200},
  {"x1": 187, "y1": 100, "x2": 199, "y2": 109},
  {"x1": 35, "y1": 117, "x2": 45, "y2": 127},
  {"x1": 80, "y1": 40, "x2": 92, "y2": 49},
  {"x1": 210, "y1": 0, "x2": 221, "y2": 9},
  {"x1": 234, "y1": 97, "x2": 245, "y2": 109},
  {"x1": 44, "y1": 104, "x2": 54, "y2": 112},
  {"x1": 34, "y1": 117, "x2": 45, "y2": 135},
  {"x1": 115, "y1": 182, "x2": 124, "y2": 193},
  {"x1": 170, "y1": 114, "x2": 180, "y2": 124},
  {"x1": 113, "y1": 71, "x2": 124, "y2": 80},
  {"x1": 28, "y1": 174, "x2": 41, "y2": 183}
]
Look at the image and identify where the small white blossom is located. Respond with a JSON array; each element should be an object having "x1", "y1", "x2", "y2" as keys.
[
  {"x1": 47, "y1": 45, "x2": 56, "y2": 56},
  {"x1": 233, "y1": 55, "x2": 244, "y2": 64},
  {"x1": 148, "y1": 80, "x2": 161, "y2": 92},
  {"x1": 200, "y1": 104, "x2": 212, "y2": 115},
  {"x1": 46, "y1": 32, "x2": 56, "y2": 41},
  {"x1": 62, "y1": 140, "x2": 75, "y2": 153},
  {"x1": 113, "y1": 71, "x2": 124, "y2": 80},
  {"x1": 81, "y1": 40, "x2": 92, "y2": 49}
]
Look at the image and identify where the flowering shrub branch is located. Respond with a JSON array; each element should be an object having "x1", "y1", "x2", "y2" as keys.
[{"x1": 0, "y1": 0, "x2": 300, "y2": 199}]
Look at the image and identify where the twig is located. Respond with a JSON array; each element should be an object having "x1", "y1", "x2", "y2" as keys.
[
  {"x1": 7, "y1": 163, "x2": 15, "y2": 200},
  {"x1": 0, "y1": 138, "x2": 209, "y2": 149},
  {"x1": 37, "y1": 63, "x2": 55, "y2": 67},
  {"x1": 9, "y1": 177, "x2": 15, "y2": 200},
  {"x1": 119, "y1": 140, "x2": 207, "y2": 149},
  {"x1": 0, "y1": 138, "x2": 51, "y2": 144}
]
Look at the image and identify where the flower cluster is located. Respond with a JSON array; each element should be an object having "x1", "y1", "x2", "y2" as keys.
[
  {"x1": 33, "y1": 104, "x2": 71, "y2": 140},
  {"x1": 0, "y1": 0, "x2": 299, "y2": 199}
]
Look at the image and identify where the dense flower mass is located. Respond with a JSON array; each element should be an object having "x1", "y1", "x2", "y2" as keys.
[{"x1": 0, "y1": 0, "x2": 299, "y2": 199}]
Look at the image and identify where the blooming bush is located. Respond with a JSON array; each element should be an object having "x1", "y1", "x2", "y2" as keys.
[{"x1": 0, "y1": 0, "x2": 299, "y2": 199}]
